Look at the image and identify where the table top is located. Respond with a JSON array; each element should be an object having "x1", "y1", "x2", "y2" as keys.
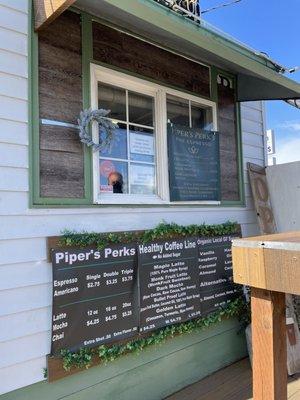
[{"x1": 232, "y1": 231, "x2": 300, "y2": 251}]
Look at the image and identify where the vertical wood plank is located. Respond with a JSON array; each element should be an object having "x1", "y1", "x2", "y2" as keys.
[
  {"x1": 38, "y1": 11, "x2": 85, "y2": 198},
  {"x1": 217, "y1": 74, "x2": 239, "y2": 201},
  {"x1": 247, "y1": 162, "x2": 277, "y2": 235},
  {"x1": 251, "y1": 288, "x2": 287, "y2": 400},
  {"x1": 92, "y1": 22, "x2": 211, "y2": 98}
]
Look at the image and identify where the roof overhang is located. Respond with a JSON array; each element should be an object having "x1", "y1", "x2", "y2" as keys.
[
  {"x1": 33, "y1": 0, "x2": 76, "y2": 30},
  {"x1": 34, "y1": 0, "x2": 300, "y2": 103}
]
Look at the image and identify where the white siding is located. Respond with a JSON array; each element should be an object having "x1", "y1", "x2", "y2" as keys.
[
  {"x1": 0, "y1": 4, "x2": 28, "y2": 33},
  {"x1": 0, "y1": 2, "x2": 264, "y2": 394}
]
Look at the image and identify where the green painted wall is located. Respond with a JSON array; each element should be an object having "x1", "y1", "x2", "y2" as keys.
[{"x1": 1, "y1": 318, "x2": 246, "y2": 400}]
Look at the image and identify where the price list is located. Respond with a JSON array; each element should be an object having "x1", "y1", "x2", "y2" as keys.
[
  {"x1": 197, "y1": 234, "x2": 241, "y2": 315},
  {"x1": 50, "y1": 231, "x2": 241, "y2": 354},
  {"x1": 138, "y1": 238, "x2": 201, "y2": 333},
  {"x1": 50, "y1": 244, "x2": 138, "y2": 354}
]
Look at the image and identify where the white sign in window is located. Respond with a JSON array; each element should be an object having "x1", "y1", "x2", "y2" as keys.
[
  {"x1": 130, "y1": 164, "x2": 155, "y2": 195},
  {"x1": 130, "y1": 131, "x2": 154, "y2": 156}
]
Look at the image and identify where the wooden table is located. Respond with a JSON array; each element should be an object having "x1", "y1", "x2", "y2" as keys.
[{"x1": 232, "y1": 232, "x2": 300, "y2": 400}]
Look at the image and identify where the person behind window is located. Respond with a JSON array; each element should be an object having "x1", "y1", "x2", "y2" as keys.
[{"x1": 108, "y1": 171, "x2": 123, "y2": 193}]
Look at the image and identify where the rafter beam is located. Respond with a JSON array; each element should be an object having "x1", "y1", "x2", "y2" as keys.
[{"x1": 33, "y1": 0, "x2": 76, "y2": 31}]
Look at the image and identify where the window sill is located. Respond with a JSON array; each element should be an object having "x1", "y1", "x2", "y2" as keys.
[
  {"x1": 30, "y1": 199, "x2": 244, "y2": 209},
  {"x1": 95, "y1": 194, "x2": 221, "y2": 206},
  {"x1": 95, "y1": 194, "x2": 168, "y2": 205}
]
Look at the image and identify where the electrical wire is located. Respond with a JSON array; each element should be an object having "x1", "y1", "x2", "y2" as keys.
[{"x1": 202, "y1": 0, "x2": 242, "y2": 14}]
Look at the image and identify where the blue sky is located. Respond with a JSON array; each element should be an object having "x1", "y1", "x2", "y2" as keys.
[{"x1": 203, "y1": 0, "x2": 300, "y2": 163}]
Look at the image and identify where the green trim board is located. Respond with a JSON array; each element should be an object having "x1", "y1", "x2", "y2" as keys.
[
  {"x1": 28, "y1": 0, "x2": 33, "y2": 207},
  {"x1": 81, "y1": 12, "x2": 93, "y2": 204},
  {"x1": 0, "y1": 317, "x2": 247, "y2": 400},
  {"x1": 236, "y1": 102, "x2": 245, "y2": 207},
  {"x1": 28, "y1": 0, "x2": 39, "y2": 207},
  {"x1": 30, "y1": 8, "x2": 93, "y2": 206},
  {"x1": 216, "y1": 69, "x2": 245, "y2": 206},
  {"x1": 30, "y1": 201, "x2": 246, "y2": 209},
  {"x1": 29, "y1": 7, "x2": 246, "y2": 207},
  {"x1": 216, "y1": 68, "x2": 246, "y2": 206}
]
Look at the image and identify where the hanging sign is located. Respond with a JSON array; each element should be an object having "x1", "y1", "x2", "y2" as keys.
[{"x1": 167, "y1": 124, "x2": 220, "y2": 202}]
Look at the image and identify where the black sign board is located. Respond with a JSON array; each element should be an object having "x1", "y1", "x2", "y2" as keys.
[
  {"x1": 198, "y1": 234, "x2": 241, "y2": 315},
  {"x1": 167, "y1": 124, "x2": 220, "y2": 202},
  {"x1": 138, "y1": 238, "x2": 201, "y2": 333},
  {"x1": 50, "y1": 244, "x2": 138, "y2": 354},
  {"x1": 50, "y1": 232, "x2": 241, "y2": 353}
]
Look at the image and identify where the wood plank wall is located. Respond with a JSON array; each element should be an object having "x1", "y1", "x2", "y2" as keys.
[
  {"x1": 217, "y1": 77, "x2": 239, "y2": 201},
  {"x1": 38, "y1": 11, "x2": 84, "y2": 198},
  {"x1": 92, "y1": 22, "x2": 211, "y2": 98},
  {"x1": 92, "y1": 21, "x2": 239, "y2": 201},
  {"x1": 37, "y1": 13, "x2": 240, "y2": 201}
]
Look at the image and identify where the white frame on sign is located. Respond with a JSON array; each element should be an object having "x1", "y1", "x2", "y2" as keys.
[{"x1": 90, "y1": 63, "x2": 219, "y2": 205}]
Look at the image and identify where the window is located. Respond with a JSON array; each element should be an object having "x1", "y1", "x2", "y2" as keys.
[
  {"x1": 167, "y1": 94, "x2": 213, "y2": 130},
  {"x1": 91, "y1": 65, "x2": 217, "y2": 204},
  {"x1": 98, "y1": 83, "x2": 156, "y2": 196}
]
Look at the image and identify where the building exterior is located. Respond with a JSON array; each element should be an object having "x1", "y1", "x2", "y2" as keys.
[{"x1": 0, "y1": 0, "x2": 299, "y2": 399}]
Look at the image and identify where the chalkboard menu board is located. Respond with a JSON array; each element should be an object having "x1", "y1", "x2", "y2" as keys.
[
  {"x1": 50, "y1": 232, "x2": 241, "y2": 353},
  {"x1": 167, "y1": 124, "x2": 220, "y2": 202},
  {"x1": 198, "y1": 233, "x2": 241, "y2": 315},
  {"x1": 138, "y1": 238, "x2": 201, "y2": 333},
  {"x1": 50, "y1": 244, "x2": 138, "y2": 354}
]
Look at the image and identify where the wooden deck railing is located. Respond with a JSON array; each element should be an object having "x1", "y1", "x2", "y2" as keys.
[{"x1": 232, "y1": 232, "x2": 300, "y2": 400}]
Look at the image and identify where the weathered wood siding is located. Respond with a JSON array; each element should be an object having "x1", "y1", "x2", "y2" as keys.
[
  {"x1": 92, "y1": 21, "x2": 240, "y2": 201},
  {"x1": 218, "y1": 76, "x2": 239, "y2": 201},
  {"x1": 37, "y1": 17, "x2": 245, "y2": 202},
  {"x1": 92, "y1": 22, "x2": 210, "y2": 98},
  {"x1": 38, "y1": 10, "x2": 84, "y2": 198},
  {"x1": 0, "y1": 3, "x2": 265, "y2": 397}
]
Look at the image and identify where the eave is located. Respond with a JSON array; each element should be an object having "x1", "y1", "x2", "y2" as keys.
[{"x1": 34, "y1": 0, "x2": 300, "y2": 102}]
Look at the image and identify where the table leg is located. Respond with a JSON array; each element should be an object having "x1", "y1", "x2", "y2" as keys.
[{"x1": 251, "y1": 288, "x2": 287, "y2": 400}]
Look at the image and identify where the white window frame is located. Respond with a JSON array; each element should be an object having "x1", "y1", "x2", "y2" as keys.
[{"x1": 90, "y1": 64, "x2": 219, "y2": 205}]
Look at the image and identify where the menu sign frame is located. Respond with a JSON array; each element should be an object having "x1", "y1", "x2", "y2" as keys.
[
  {"x1": 167, "y1": 124, "x2": 221, "y2": 202},
  {"x1": 49, "y1": 229, "x2": 241, "y2": 355}
]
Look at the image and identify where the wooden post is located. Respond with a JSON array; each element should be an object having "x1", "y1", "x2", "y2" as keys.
[
  {"x1": 251, "y1": 288, "x2": 287, "y2": 400},
  {"x1": 233, "y1": 232, "x2": 300, "y2": 399}
]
